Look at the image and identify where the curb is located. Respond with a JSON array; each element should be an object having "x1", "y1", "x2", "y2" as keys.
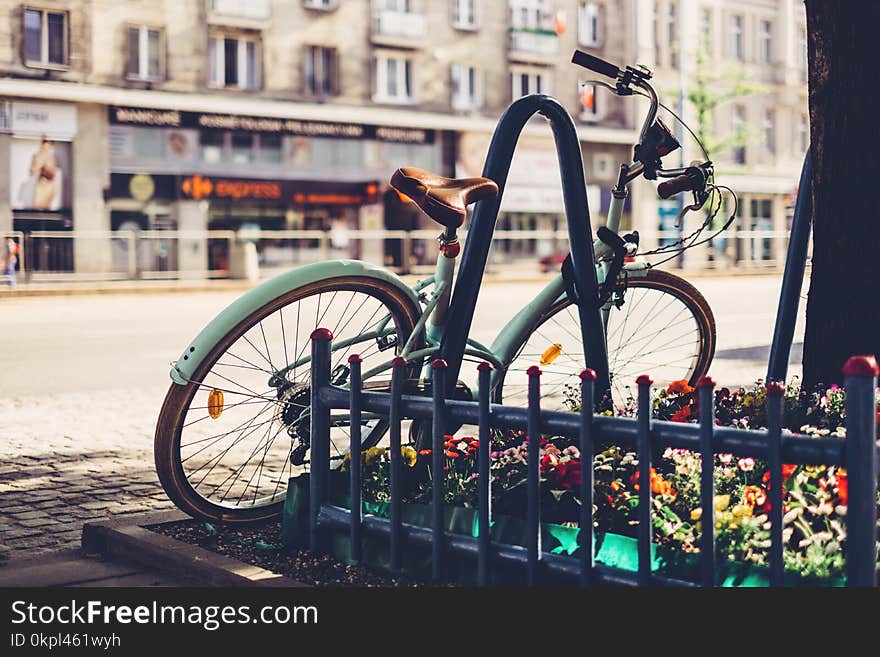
[{"x1": 82, "y1": 510, "x2": 309, "y2": 588}]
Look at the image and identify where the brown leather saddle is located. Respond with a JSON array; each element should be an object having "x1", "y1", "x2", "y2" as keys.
[{"x1": 390, "y1": 167, "x2": 499, "y2": 228}]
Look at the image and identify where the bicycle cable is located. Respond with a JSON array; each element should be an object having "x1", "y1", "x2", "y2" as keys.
[{"x1": 585, "y1": 81, "x2": 740, "y2": 263}]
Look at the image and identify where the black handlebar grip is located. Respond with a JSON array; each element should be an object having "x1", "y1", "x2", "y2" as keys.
[
  {"x1": 657, "y1": 174, "x2": 695, "y2": 199},
  {"x1": 571, "y1": 50, "x2": 621, "y2": 80}
]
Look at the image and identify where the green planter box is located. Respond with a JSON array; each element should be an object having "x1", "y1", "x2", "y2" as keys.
[{"x1": 282, "y1": 475, "x2": 843, "y2": 587}]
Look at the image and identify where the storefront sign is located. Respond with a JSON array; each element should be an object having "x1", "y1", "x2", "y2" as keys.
[
  {"x1": 112, "y1": 172, "x2": 379, "y2": 206},
  {"x1": 110, "y1": 106, "x2": 434, "y2": 144},
  {"x1": 6, "y1": 101, "x2": 77, "y2": 139},
  {"x1": 180, "y1": 175, "x2": 283, "y2": 201}
]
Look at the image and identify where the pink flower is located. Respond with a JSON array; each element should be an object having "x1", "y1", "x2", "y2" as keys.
[{"x1": 737, "y1": 457, "x2": 755, "y2": 472}]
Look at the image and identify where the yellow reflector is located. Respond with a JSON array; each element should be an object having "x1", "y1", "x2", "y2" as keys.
[
  {"x1": 207, "y1": 388, "x2": 224, "y2": 419},
  {"x1": 540, "y1": 343, "x2": 563, "y2": 366}
]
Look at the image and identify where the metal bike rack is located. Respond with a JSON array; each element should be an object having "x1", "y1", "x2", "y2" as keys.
[
  {"x1": 767, "y1": 149, "x2": 813, "y2": 383},
  {"x1": 439, "y1": 94, "x2": 611, "y2": 397}
]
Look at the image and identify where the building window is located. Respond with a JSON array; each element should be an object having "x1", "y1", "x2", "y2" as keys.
[
  {"x1": 578, "y1": 2, "x2": 600, "y2": 47},
  {"x1": 23, "y1": 8, "x2": 68, "y2": 67},
  {"x1": 452, "y1": 0, "x2": 478, "y2": 30},
  {"x1": 257, "y1": 133, "x2": 283, "y2": 164},
  {"x1": 230, "y1": 132, "x2": 255, "y2": 164},
  {"x1": 700, "y1": 7, "x2": 712, "y2": 51},
  {"x1": 759, "y1": 20, "x2": 773, "y2": 65},
  {"x1": 304, "y1": 45, "x2": 338, "y2": 96},
  {"x1": 127, "y1": 26, "x2": 163, "y2": 81},
  {"x1": 579, "y1": 81, "x2": 600, "y2": 121},
  {"x1": 200, "y1": 131, "x2": 224, "y2": 163},
  {"x1": 509, "y1": 0, "x2": 552, "y2": 31},
  {"x1": 374, "y1": 55, "x2": 413, "y2": 103},
  {"x1": 667, "y1": 2, "x2": 678, "y2": 68},
  {"x1": 208, "y1": 35, "x2": 261, "y2": 89},
  {"x1": 378, "y1": 0, "x2": 413, "y2": 11},
  {"x1": 799, "y1": 113, "x2": 809, "y2": 152},
  {"x1": 732, "y1": 104, "x2": 746, "y2": 164},
  {"x1": 510, "y1": 70, "x2": 549, "y2": 98},
  {"x1": 451, "y1": 64, "x2": 480, "y2": 110},
  {"x1": 303, "y1": 0, "x2": 337, "y2": 9},
  {"x1": 730, "y1": 14, "x2": 743, "y2": 61},
  {"x1": 763, "y1": 109, "x2": 775, "y2": 154}
]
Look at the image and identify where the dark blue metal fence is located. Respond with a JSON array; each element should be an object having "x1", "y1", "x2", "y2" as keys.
[{"x1": 308, "y1": 329, "x2": 879, "y2": 587}]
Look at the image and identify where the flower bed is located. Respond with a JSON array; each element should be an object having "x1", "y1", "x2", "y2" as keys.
[{"x1": 290, "y1": 379, "x2": 879, "y2": 584}]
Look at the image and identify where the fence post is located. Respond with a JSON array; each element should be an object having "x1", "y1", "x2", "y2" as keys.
[
  {"x1": 309, "y1": 328, "x2": 333, "y2": 553},
  {"x1": 697, "y1": 376, "x2": 716, "y2": 588},
  {"x1": 526, "y1": 366, "x2": 542, "y2": 586},
  {"x1": 431, "y1": 358, "x2": 448, "y2": 583},
  {"x1": 477, "y1": 361, "x2": 493, "y2": 586},
  {"x1": 348, "y1": 354, "x2": 363, "y2": 565},
  {"x1": 127, "y1": 230, "x2": 138, "y2": 279},
  {"x1": 636, "y1": 374, "x2": 653, "y2": 585},
  {"x1": 843, "y1": 355, "x2": 879, "y2": 587},
  {"x1": 579, "y1": 368, "x2": 596, "y2": 587},
  {"x1": 389, "y1": 356, "x2": 406, "y2": 572},
  {"x1": 766, "y1": 381, "x2": 785, "y2": 587}
]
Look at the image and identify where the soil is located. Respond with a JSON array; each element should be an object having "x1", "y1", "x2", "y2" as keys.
[{"x1": 148, "y1": 518, "x2": 416, "y2": 587}]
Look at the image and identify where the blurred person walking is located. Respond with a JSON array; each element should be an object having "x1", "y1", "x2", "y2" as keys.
[{"x1": 4, "y1": 237, "x2": 19, "y2": 287}]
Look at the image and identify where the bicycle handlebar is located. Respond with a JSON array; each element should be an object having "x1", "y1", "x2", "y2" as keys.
[
  {"x1": 657, "y1": 175, "x2": 696, "y2": 199},
  {"x1": 571, "y1": 51, "x2": 621, "y2": 80},
  {"x1": 656, "y1": 163, "x2": 712, "y2": 199}
]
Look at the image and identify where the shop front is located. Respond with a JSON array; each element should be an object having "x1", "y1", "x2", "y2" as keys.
[
  {"x1": 107, "y1": 105, "x2": 442, "y2": 275},
  {"x1": 2, "y1": 100, "x2": 77, "y2": 230}
]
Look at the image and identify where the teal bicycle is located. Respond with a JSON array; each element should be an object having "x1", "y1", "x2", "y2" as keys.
[{"x1": 155, "y1": 51, "x2": 730, "y2": 522}]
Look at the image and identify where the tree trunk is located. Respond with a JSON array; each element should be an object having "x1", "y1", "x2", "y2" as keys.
[{"x1": 802, "y1": 0, "x2": 880, "y2": 389}]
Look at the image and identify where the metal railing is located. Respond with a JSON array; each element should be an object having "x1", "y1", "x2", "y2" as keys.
[
  {"x1": 4, "y1": 227, "x2": 804, "y2": 283},
  {"x1": 307, "y1": 329, "x2": 878, "y2": 587}
]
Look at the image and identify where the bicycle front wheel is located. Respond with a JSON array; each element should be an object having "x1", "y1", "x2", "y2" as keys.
[
  {"x1": 155, "y1": 276, "x2": 421, "y2": 523},
  {"x1": 497, "y1": 269, "x2": 715, "y2": 409}
]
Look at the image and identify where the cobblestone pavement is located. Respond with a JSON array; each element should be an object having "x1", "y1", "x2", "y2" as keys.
[
  {"x1": 0, "y1": 278, "x2": 803, "y2": 563},
  {"x1": 0, "y1": 388, "x2": 174, "y2": 562}
]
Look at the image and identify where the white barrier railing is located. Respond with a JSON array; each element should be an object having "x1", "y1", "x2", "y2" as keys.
[{"x1": 2, "y1": 228, "x2": 807, "y2": 283}]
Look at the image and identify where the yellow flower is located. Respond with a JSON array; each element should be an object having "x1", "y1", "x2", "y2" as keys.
[
  {"x1": 690, "y1": 508, "x2": 702, "y2": 521},
  {"x1": 731, "y1": 504, "x2": 752, "y2": 518},
  {"x1": 401, "y1": 446, "x2": 418, "y2": 468},
  {"x1": 714, "y1": 494, "x2": 730, "y2": 512},
  {"x1": 364, "y1": 447, "x2": 386, "y2": 465},
  {"x1": 340, "y1": 453, "x2": 351, "y2": 472}
]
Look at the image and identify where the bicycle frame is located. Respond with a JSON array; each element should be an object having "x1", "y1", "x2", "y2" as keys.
[{"x1": 170, "y1": 95, "x2": 650, "y2": 401}]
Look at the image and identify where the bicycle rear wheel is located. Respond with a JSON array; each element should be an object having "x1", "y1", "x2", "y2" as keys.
[
  {"x1": 155, "y1": 277, "x2": 421, "y2": 523},
  {"x1": 497, "y1": 269, "x2": 715, "y2": 409}
]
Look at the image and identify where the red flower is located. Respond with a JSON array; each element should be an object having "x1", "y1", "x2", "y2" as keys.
[
  {"x1": 445, "y1": 451, "x2": 459, "y2": 459},
  {"x1": 667, "y1": 380, "x2": 694, "y2": 395},
  {"x1": 762, "y1": 464, "x2": 797, "y2": 485},
  {"x1": 837, "y1": 473, "x2": 848, "y2": 506},
  {"x1": 418, "y1": 449, "x2": 432, "y2": 456},
  {"x1": 743, "y1": 485, "x2": 767, "y2": 508},
  {"x1": 670, "y1": 405, "x2": 692, "y2": 423},
  {"x1": 630, "y1": 468, "x2": 675, "y2": 499},
  {"x1": 548, "y1": 460, "x2": 582, "y2": 489}
]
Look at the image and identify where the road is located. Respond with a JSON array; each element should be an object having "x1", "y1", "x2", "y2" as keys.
[{"x1": 0, "y1": 274, "x2": 805, "y2": 560}]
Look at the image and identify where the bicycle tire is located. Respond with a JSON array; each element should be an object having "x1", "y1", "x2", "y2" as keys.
[
  {"x1": 155, "y1": 276, "x2": 422, "y2": 523},
  {"x1": 495, "y1": 268, "x2": 716, "y2": 408}
]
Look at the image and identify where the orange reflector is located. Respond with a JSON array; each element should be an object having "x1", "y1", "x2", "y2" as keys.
[
  {"x1": 208, "y1": 388, "x2": 224, "y2": 419},
  {"x1": 540, "y1": 343, "x2": 563, "y2": 366}
]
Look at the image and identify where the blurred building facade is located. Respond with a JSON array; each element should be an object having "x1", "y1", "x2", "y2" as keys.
[{"x1": 0, "y1": 0, "x2": 806, "y2": 276}]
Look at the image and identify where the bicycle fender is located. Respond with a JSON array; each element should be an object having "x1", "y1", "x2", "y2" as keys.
[{"x1": 169, "y1": 260, "x2": 420, "y2": 386}]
